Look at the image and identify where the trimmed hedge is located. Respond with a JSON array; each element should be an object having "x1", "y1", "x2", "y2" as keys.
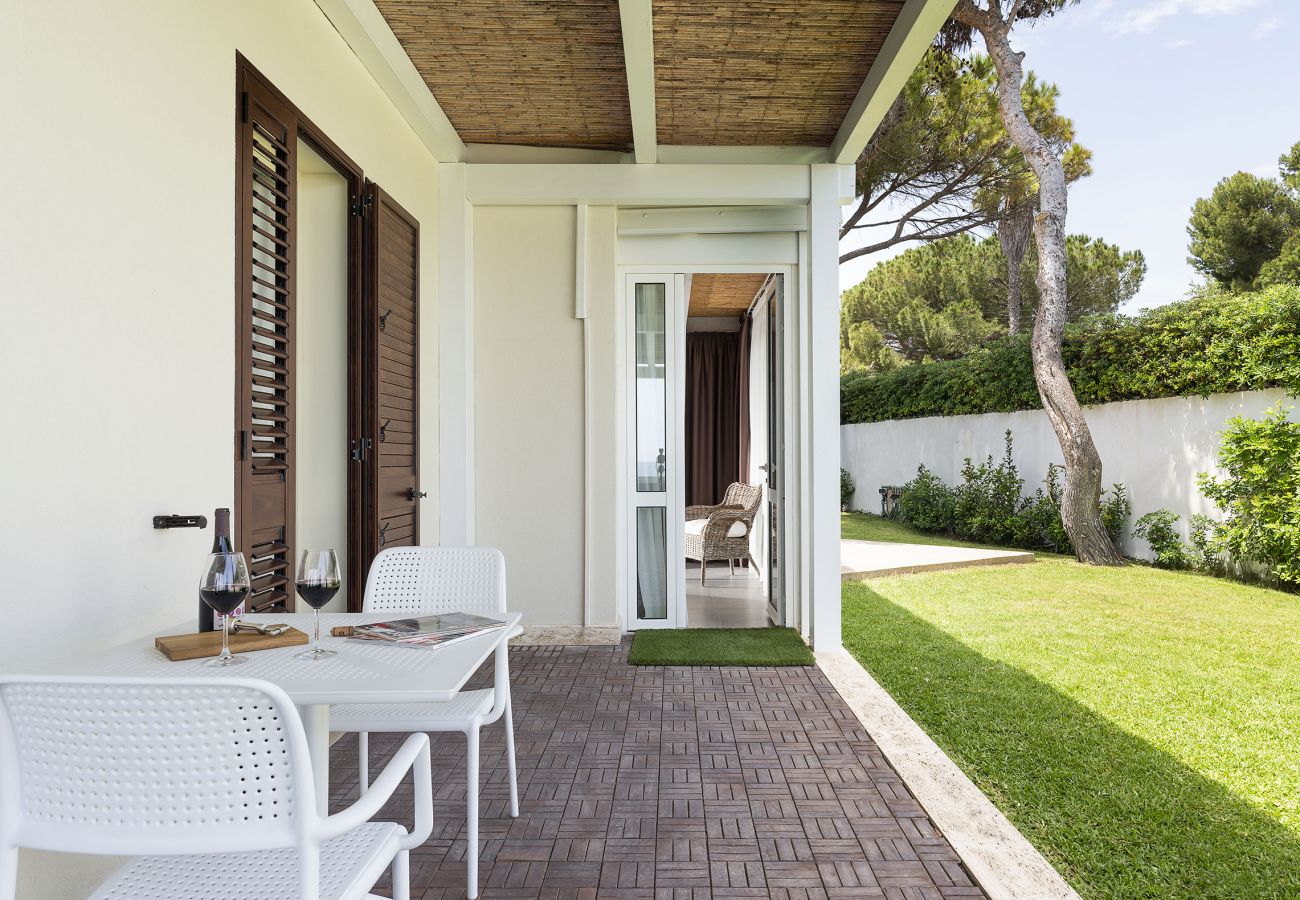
[{"x1": 841, "y1": 285, "x2": 1300, "y2": 424}]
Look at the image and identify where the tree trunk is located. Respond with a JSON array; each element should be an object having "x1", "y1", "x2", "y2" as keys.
[
  {"x1": 997, "y1": 200, "x2": 1034, "y2": 334},
  {"x1": 959, "y1": 2, "x2": 1124, "y2": 565}
]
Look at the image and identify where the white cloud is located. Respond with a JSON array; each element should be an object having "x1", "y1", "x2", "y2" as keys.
[
  {"x1": 1165, "y1": 37, "x2": 1195, "y2": 47},
  {"x1": 1252, "y1": 15, "x2": 1283, "y2": 37},
  {"x1": 1110, "y1": 0, "x2": 1264, "y2": 35}
]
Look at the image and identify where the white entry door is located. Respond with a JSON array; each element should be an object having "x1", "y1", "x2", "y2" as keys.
[{"x1": 625, "y1": 274, "x2": 686, "y2": 629}]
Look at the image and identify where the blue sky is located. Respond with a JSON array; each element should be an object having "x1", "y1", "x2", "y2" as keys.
[{"x1": 839, "y1": 0, "x2": 1300, "y2": 314}]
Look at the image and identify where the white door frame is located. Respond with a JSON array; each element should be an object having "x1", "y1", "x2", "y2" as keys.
[
  {"x1": 622, "y1": 273, "x2": 687, "y2": 629},
  {"x1": 617, "y1": 261, "x2": 800, "y2": 633}
]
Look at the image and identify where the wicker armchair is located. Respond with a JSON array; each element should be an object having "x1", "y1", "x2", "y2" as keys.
[{"x1": 685, "y1": 482, "x2": 763, "y2": 585}]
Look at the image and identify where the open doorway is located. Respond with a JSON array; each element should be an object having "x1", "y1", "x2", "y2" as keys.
[
  {"x1": 683, "y1": 274, "x2": 782, "y2": 628},
  {"x1": 295, "y1": 139, "x2": 351, "y2": 611}
]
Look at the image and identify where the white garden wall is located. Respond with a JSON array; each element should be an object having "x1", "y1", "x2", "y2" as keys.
[{"x1": 840, "y1": 389, "x2": 1295, "y2": 558}]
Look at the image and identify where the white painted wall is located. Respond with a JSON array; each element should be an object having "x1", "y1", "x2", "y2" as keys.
[
  {"x1": 296, "y1": 151, "x2": 350, "y2": 612},
  {"x1": 1, "y1": 7, "x2": 441, "y2": 889},
  {"x1": 840, "y1": 389, "x2": 1295, "y2": 557},
  {"x1": 473, "y1": 206, "x2": 585, "y2": 626},
  {"x1": 0, "y1": 0, "x2": 443, "y2": 665},
  {"x1": 582, "y1": 206, "x2": 621, "y2": 628}
]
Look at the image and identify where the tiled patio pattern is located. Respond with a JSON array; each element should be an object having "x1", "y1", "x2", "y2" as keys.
[{"x1": 331, "y1": 643, "x2": 984, "y2": 899}]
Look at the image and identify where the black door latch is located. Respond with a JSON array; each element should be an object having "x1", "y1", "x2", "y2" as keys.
[
  {"x1": 153, "y1": 514, "x2": 208, "y2": 529},
  {"x1": 407, "y1": 487, "x2": 427, "y2": 501}
]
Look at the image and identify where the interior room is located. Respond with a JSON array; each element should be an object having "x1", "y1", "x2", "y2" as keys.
[
  {"x1": 683, "y1": 273, "x2": 781, "y2": 628},
  {"x1": 292, "y1": 139, "x2": 350, "y2": 611}
]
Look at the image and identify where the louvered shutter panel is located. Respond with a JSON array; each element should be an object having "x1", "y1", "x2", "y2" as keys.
[
  {"x1": 235, "y1": 70, "x2": 297, "y2": 612},
  {"x1": 363, "y1": 182, "x2": 421, "y2": 573}
]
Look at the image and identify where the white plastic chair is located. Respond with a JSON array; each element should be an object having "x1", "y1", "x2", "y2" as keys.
[
  {"x1": 0, "y1": 675, "x2": 431, "y2": 900},
  {"x1": 328, "y1": 545, "x2": 519, "y2": 899}
]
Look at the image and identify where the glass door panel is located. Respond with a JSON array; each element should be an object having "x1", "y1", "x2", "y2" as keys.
[
  {"x1": 626, "y1": 275, "x2": 684, "y2": 629},
  {"x1": 635, "y1": 507, "x2": 668, "y2": 620},
  {"x1": 635, "y1": 283, "x2": 667, "y2": 493},
  {"x1": 766, "y1": 277, "x2": 786, "y2": 625}
]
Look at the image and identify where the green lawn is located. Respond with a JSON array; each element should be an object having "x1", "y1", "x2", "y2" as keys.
[
  {"x1": 842, "y1": 515, "x2": 1300, "y2": 898},
  {"x1": 841, "y1": 510, "x2": 1015, "y2": 550}
]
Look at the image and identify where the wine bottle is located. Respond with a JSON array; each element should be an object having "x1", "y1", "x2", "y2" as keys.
[{"x1": 199, "y1": 508, "x2": 234, "y2": 632}]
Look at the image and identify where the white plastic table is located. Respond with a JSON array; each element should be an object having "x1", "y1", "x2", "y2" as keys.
[{"x1": 29, "y1": 611, "x2": 522, "y2": 811}]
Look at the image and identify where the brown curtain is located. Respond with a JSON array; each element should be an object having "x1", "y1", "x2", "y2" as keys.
[
  {"x1": 685, "y1": 329, "x2": 749, "y2": 507},
  {"x1": 737, "y1": 313, "x2": 752, "y2": 485}
]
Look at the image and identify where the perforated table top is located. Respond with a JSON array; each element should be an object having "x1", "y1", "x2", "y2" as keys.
[{"x1": 29, "y1": 612, "x2": 522, "y2": 706}]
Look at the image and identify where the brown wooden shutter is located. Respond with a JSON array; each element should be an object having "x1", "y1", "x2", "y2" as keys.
[
  {"x1": 362, "y1": 181, "x2": 422, "y2": 571},
  {"x1": 234, "y1": 66, "x2": 297, "y2": 612}
]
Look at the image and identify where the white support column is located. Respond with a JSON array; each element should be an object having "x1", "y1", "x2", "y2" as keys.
[
  {"x1": 807, "y1": 165, "x2": 845, "y2": 651},
  {"x1": 437, "y1": 163, "x2": 475, "y2": 544},
  {"x1": 796, "y1": 231, "x2": 812, "y2": 642}
]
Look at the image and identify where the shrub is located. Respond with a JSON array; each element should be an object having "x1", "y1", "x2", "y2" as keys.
[
  {"x1": 897, "y1": 465, "x2": 956, "y2": 533},
  {"x1": 1198, "y1": 404, "x2": 1300, "y2": 587},
  {"x1": 1188, "y1": 514, "x2": 1221, "y2": 573},
  {"x1": 895, "y1": 431, "x2": 1129, "y2": 554},
  {"x1": 952, "y1": 432, "x2": 1029, "y2": 545},
  {"x1": 841, "y1": 285, "x2": 1300, "y2": 424},
  {"x1": 1133, "y1": 509, "x2": 1190, "y2": 569},
  {"x1": 1101, "y1": 483, "x2": 1132, "y2": 546},
  {"x1": 840, "y1": 468, "x2": 856, "y2": 511}
]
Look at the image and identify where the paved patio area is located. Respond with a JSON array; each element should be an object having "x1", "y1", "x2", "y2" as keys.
[
  {"x1": 338, "y1": 643, "x2": 984, "y2": 899},
  {"x1": 841, "y1": 540, "x2": 1034, "y2": 581}
]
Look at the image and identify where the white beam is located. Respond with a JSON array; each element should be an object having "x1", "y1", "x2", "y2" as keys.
[
  {"x1": 656, "y1": 146, "x2": 828, "y2": 166},
  {"x1": 314, "y1": 0, "x2": 466, "y2": 162},
  {"x1": 462, "y1": 144, "x2": 831, "y2": 166},
  {"x1": 828, "y1": 0, "x2": 957, "y2": 165},
  {"x1": 617, "y1": 206, "x2": 808, "y2": 236},
  {"x1": 437, "y1": 163, "x2": 475, "y2": 543},
  {"x1": 465, "y1": 164, "x2": 813, "y2": 206},
  {"x1": 808, "y1": 164, "x2": 843, "y2": 652},
  {"x1": 575, "y1": 204, "x2": 589, "y2": 319},
  {"x1": 618, "y1": 0, "x2": 657, "y2": 163}
]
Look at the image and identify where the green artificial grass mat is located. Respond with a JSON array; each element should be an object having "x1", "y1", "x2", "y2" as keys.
[{"x1": 628, "y1": 627, "x2": 814, "y2": 666}]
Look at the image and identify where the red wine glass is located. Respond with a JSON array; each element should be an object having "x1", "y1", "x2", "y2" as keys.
[
  {"x1": 295, "y1": 549, "x2": 341, "y2": 659},
  {"x1": 199, "y1": 551, "x2": 251, "y2": 667}
]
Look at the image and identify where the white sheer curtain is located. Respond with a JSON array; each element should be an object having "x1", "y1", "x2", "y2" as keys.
[{"x1": 636, "y1": 508, "x2": 667, "y2": 619}]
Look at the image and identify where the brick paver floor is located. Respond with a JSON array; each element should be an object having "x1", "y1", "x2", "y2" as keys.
[{"x1": 330, "y1": 643, "x2": 984, "y2": 899}]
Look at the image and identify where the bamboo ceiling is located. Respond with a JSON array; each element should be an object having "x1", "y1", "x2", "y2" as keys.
[
  {"x1": 371, "y1": 0, "x2": 905, "y2": 151},
  {"x1": 688, "y1": 273, "x2": 768, "y2": 317},
  {"x1": 374, "y1": 0, "x2": 633, "y2": 150},
  {"x1": 652, "y1": 0, "x2": 906, "y2": 146}
]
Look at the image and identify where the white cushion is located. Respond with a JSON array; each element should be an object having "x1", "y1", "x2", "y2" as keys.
[{"x1": 685, "y1": 518, "x2": 747, "y2": 538}]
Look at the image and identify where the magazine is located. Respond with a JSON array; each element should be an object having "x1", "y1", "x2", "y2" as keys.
[{"x1": 347, "y1": 611, "x2": 506, "y2": 648}]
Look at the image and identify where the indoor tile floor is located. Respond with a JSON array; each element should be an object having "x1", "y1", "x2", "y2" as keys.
[
  {"x1": 685, "y1": 563, "x2": 770, "y2": 628},
  {"x1": 336, "y1": 643, "x2": 984, "y2": 899}
]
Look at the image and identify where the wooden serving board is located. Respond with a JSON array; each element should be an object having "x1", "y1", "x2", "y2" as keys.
[{"x1": 155, "y1": 627, "x2": 309, "y2": 661}]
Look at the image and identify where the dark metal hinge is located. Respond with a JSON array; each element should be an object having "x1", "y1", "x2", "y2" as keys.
[
  {"x1": 240, "y1": 91, "x2": 249, "y2": 124},
  {"x1": 351, "y1": 193, "x2": 374, "y2": 217}
]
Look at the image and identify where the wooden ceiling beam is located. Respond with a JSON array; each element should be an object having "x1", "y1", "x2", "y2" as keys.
[{"x1": 618, "y1": 0, "x2": 658, "y2": 163}]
